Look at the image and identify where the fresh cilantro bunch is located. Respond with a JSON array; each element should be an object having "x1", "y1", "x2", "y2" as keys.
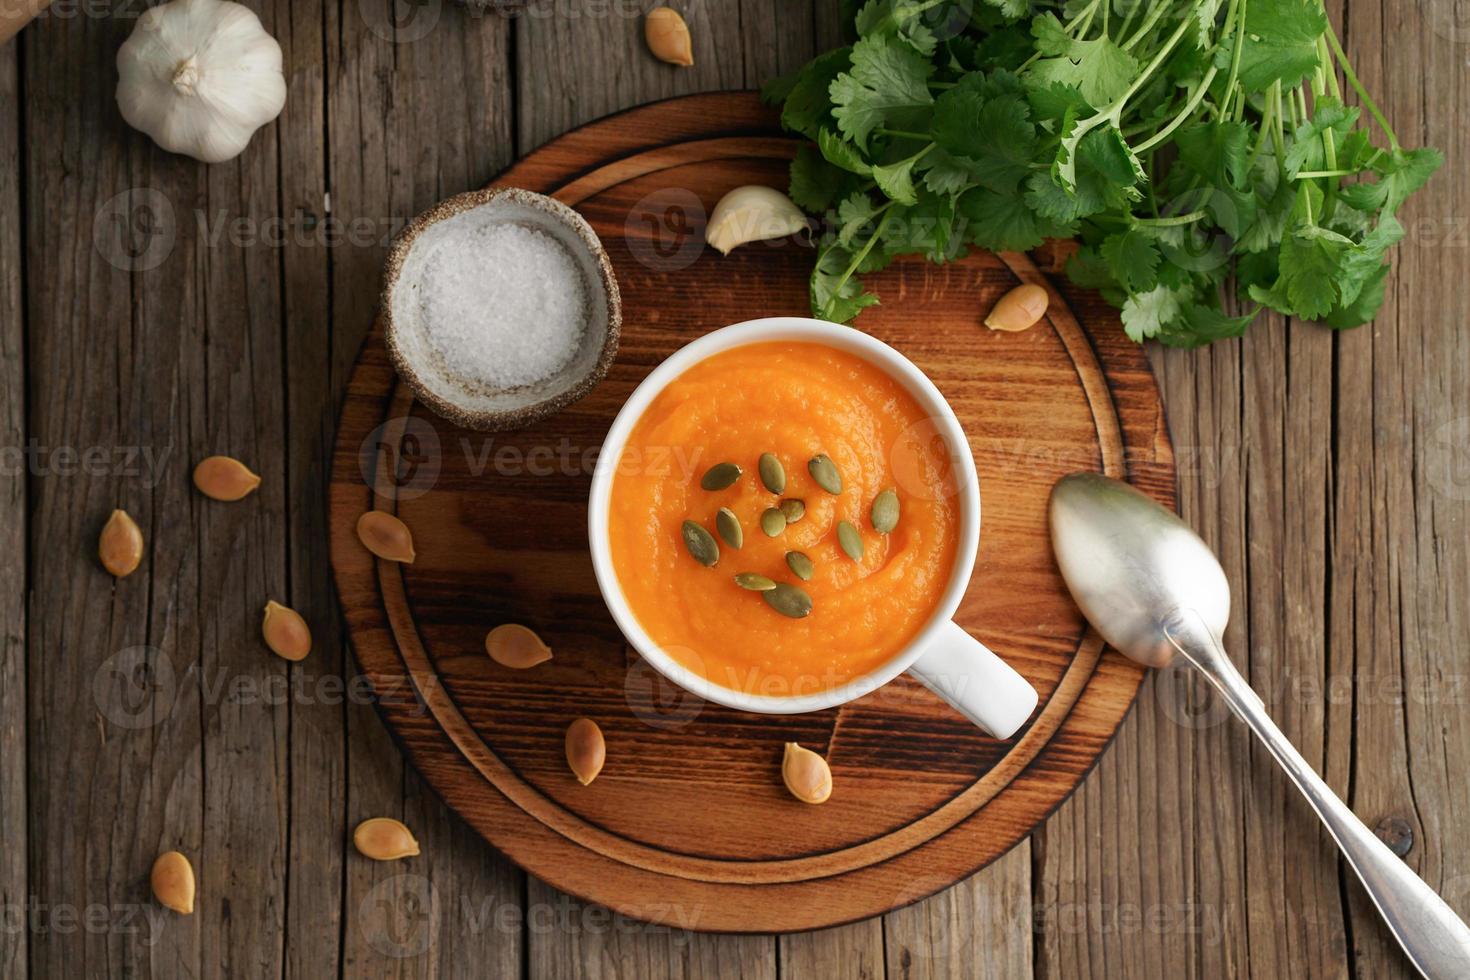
[{"x1": 763, "y1": 0, "x2": 1441, "y2": 345}]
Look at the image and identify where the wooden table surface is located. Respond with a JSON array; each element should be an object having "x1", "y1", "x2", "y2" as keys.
[{"x1": 2, "y1": 0, "x2": 1466, "y2": 977}]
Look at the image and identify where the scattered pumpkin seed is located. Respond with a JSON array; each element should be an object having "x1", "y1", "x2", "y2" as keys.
[
  {"x1": 485, "y1": 624, "x2": 553, "y2": 669},
  {"x1": 565, "y1": 718, "x2": 606, "y2": 785},
  {"x1": 681, "y1": 520, "x2": 720, "y2": 566},
  {"x1": 734, "y1": 572, "x2": 777, "y2": 591},
  {"x1": 99, "y1": 509, "x2": 144, "y2": 578},
  {"x1": 760, "y1": 507, "x2": 787, "y2": 537},
  {"x1": 716, "y1": 507, "x2": 743, "y2": 549},
  {"x1": 356, "y1": 511, "x2": 416, "y2": 563},
  {"x1": 778, "y1": 498, "x2": 805, "y2": 523},
  {"x1": 782, "y1": 742, "x2": 832, "y2": 804},
  {"x1": 700, "y1": 461, "x2": 741, "y2": 491},
  {"x1": 785, "y1": 551, "x2": 814, "y2": 581},
  {"x1": 757, "y1": 453, "x2": 786, "y2": 494},
  {"x1": 353, "y1": 817, "x2": 420, "y2": 861},
  {"x1": 644, "y1": 5, "x2": 693, "y2": 67},
  {"x1": 807, "y1": 454, "x2": 842, "y2": 494},
  {"x1": 261, "y1": 600, "x2": 311, "y2": 662},
  {"x1": 150, "y1": 851, "x2": 195, "y2": 915},
  {"x1": 192, "y1": 455, "x2": 261, "y2": 501},
  {"x1": 871, "y1": 489, "x2": 900, "y2": 534},
  {"x1": 763, "y1": 583, "x2": 812, "y2": 618},
  {"x1": 837, "y1": 520, "x2": 864, "y2": 561}
]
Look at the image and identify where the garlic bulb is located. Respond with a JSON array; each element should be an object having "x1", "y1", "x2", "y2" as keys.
[{"x1": 116, "y1": 0, "x2": 286, "y2": 164}]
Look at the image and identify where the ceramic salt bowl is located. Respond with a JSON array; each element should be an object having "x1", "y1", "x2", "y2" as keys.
[{"x1": 382, "y1": 186, "x2": 622, "y2": 432}]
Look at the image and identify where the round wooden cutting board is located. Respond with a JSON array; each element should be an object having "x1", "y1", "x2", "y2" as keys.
[{"x1": 329, "y1": 93, "x2": 1176, "y2": 933}]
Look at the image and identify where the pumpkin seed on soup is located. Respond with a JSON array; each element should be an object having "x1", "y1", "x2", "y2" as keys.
[
  {"x1": 681, "y1": 520, "x2": 720, "y2": 566},
  {"x1": 700, "y1": 461, "x2": 742, "y2": 491},
  {"x1": 785, "y1": 551, "x2": 814, "y2": 581},
  {"x1": 760, "y1": 507, "x2": 786, "y2": 537},
  {"x1": 758, "y1": 453, "x2": 786, "y2": 494},
  {"x1": 716, "y1": 507, "x2": 743, "y2": 548},
  {"x1": 763, "y1": 583, "x2": 813, "y2": 618},
  {"x1": 734, "y1": 572, "x2": 777, "y2": 591},
  {"x1": 871, "y1": 489, "x2": 900, "y2": 534},
  {"x1": 837, "y1": 520, "x2": 864, "y2": 561},
  {"x1": 807, "y1": 454, "x2": 842, "y2": 494},
  {"x1": 778, "y1": 498, "x2": 805, "y2": 523}
]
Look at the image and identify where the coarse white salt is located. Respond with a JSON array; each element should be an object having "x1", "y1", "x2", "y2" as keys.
[{"x1": 417, "y1": 221, "x2": 589, "y2": 389}]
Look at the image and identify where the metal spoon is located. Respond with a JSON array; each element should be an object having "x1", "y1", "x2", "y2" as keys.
[{"x1": 1049, "y1": 471, "x2": 1470, "y2": 980}]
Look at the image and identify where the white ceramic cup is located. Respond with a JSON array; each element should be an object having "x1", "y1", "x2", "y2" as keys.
[{"x1": 588, "y1": 317, "x2": 1039, "y2": 739}]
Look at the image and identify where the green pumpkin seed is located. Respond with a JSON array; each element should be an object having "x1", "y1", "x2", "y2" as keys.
[
  {"x1": 758, "y1": 453, "x2": 786, "y2": 494},
  {"x1": 681, "y1": 520, "x2": 719, "y2": 567},
  {"x1": 716, "y1": 507, "x2": 743, "y2": 549},
  {"x1": 778, "y1": 498, "x2": 805, "y2": 523},
  {"x1": 871, "y1": 489, "x2": 900, "y2": 534},
  {"x1": 763, "y1": 583, "x2": 813, "y2": 619},
  {"x1": 700, "y1": 461, "x2": 742, "y2": 491},
  {"x1": 760, "y1": 507, "x2": 787, "y2": 537},
  {"x1": 734, "y1": 572, "x2": 777, "y2": 591},
  {"x1": 837, "y1": 520, "x2": 864, "y2": 561},
  {"x1": 785, "y1": 551, "x2": 814, "y2": 581},
  {"x1": 807, "y1": 454, "x2": 842, "y2": 495}
]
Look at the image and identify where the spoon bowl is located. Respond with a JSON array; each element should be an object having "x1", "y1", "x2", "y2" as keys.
[{"x1": 1049, "y1": 471, "x2": 1229, "y2": 668}]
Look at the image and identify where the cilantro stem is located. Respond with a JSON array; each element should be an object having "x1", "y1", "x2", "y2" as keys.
[
  {"x1": 1134, "y1": 65, "x2": 1218, "y2": 153},
  {"x1": 1120, "y1": 0, "x2": 1172, "y2": 52},
  {"x1": 1296, "y1": 169, "x2": 1356, "y2": 178},
  {"x1": 1135, "y1": 209, "x2": 1207, "y2": 227},
  {"x1": 1323, "y1": 24, "x2": 1399, "y2": 150},
  {"x1": 823, "y1": 206, "x2": 895, "y2": 318},
  {"x1": 877, "y1": 128, "x2": 929, "y2": 140},
  {"x1": 1220, "y1": 0, "x2": 1247, "y2": 118}
]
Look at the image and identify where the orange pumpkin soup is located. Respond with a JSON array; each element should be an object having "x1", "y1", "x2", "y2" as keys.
[{"x1": 608, "y1": 341, "x2": 962, "y2": 697}]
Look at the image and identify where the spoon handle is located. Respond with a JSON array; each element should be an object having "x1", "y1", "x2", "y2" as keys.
[{"x1": 1165, "y1": 608, "x2": 1470, "y2": 980}]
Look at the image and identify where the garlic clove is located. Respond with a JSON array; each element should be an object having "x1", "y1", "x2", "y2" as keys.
[{"x1": 704, "y1": 185, "x2": 810, "y2": 256}]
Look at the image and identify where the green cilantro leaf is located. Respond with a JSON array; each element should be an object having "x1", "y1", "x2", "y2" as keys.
[
  {"x1": 1121, "y1": 285, "x2": 1187, "y2": 341},
  {"x1": 830, "y1": 34, "x2": 934, "y2": 150},
  {"x1": 1234, "y1": 0, "x2": 1328, "y2": 92},
  {"x1": 1100, "y1": 228, "x2": 1161, "y2": 292}
]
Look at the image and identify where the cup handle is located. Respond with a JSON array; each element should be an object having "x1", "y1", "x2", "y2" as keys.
[{"x1": 907, "y1": 621, "x2": 1039, "y2": 739}]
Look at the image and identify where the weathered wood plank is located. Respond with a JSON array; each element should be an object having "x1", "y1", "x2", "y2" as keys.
[
  {"x1": 325, "y1": 1, "x2": 524, "y2": 975},
  {"x1": 269, "y1": 0, "x2": 348, "y2": 975},
  {"x1": 0, "y1": 30, "x2": 27, "y2": 980},
  {"x1": 1334, "y1": 0, "x2": 1470, "y2": 975},
  {"x1": 884, "y1": 846, "x2": 1033, "y2": 980},
  {"x1": 526, "y1": 876, "x2": 776, "y2": 980},
  {"x1": 514, "y1": 0, "x2": 746, "y2": 151},
  {"x1": 780, "y1": 919, "x2": 884, "y2": 980},
  {"x1": 23, "y1": 6, "x2": 208, "y2": 976}
]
